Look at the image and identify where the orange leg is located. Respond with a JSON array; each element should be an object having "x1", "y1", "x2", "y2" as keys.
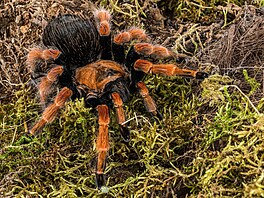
[
  {"x1": 27, "y1": 48, "x2": 61, "y2": 70},
  {"x1": 114, "y1": 28, "x2": 147, "y2": 45},
  {"x1": 93, "y1": 9, "x2": 111, "y2": 36},
  {"x1": 39, "y1": 66, "x2": 64, "y2": 103},
  {"x1": 96, "y1": 105, "x2": 110, "y2": 189},
  {"x1": 111, "y1": 92, "x2": 130, "y2": 142},
  {"x1": 29, "y1": 87, "x2": 73, "y2": 136},
  {"x1": 134, "y1": 43, "x2": 174, "y2": 58},
  {"x1": 137, "y1": 82, "x2": 163, "y2": 120},
  {"x1": 134, "y1": 59, "x2": 208, "y2": 79}
]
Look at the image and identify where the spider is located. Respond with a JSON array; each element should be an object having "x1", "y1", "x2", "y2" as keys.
[{"x1": 26, "y1": 8, "x2": 208, "y2": 189}]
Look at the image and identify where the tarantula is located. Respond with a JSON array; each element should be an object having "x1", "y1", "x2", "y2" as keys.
[{"x1": 27, "y1": 8, "x2": 208, "y2": 189}]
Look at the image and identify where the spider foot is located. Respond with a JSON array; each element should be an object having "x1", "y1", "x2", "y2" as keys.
[
  {"x1": 18, "y1": 131, "x2": 35, "y2": 144},
  {"x1": 120, "y1": 125, "x2": 130, "y2": 142},
  {"x1": 195, "y1": 71, "x2": 209, "y2": 80},
  {"x1": 27, "y1": 48, "x2": 61, "y2": 68},
  {"x1": 94, "y1": 9, "x2": 111, "y2": 36},
  {"x1": 15, "y1": 131, "x2": 34, "y2": 145},
  {"x1": 26, "y1": 130, "x2": 35, "y2": 138},
  {"x1": 96, "y1": 173, "x2": 106, "y2": 189},
  {"x1": 151, "y1": 110, "x2": 163, "y2": 121}
]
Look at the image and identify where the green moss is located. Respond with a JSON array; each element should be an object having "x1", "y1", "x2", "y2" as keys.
[
  {"x1": 1, "y1": 71, "x2": 263, "y2": 197},
  {"x1": 157, "y1": 0, "x2": 260, "y2": 22}
]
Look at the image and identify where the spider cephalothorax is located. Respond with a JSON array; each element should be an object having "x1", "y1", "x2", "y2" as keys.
[{"x1": 27, "y1": 8, "x2": 208, "y2": 189}]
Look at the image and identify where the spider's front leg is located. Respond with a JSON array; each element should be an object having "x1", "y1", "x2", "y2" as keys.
[
  {"x1": 95, "y1": 93, "x2": 130, "y2": 189},
  {"x1": 137, "y1": 81, "x2": 163, "y2": 120},
  {"x1": 29, "y1": 87, "x2": 73, "y2": 136},
  {"x1": 95, "y1": 104, "x2": 110, "y2": 189},
  {"x1": 111, "y1": 92, "x2": 130, "y2": 142}
]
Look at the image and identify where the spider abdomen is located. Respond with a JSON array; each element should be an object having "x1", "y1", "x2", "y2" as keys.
[{"x1": 43, "y1": 14, "x2": 102, "y2": 68}]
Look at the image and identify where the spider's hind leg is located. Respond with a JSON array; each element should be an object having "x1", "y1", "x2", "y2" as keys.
[
  {"x1": 27, "y1": 47, "x2": 63, "y2": 104},
  {"x1": 27, "y1": 47, "x2": 61, "y2": 77},
  {"x1": 93, "y1": 8, "x2": 111, "y2": 36},
  {"x1": 113, "y1": 27, "x2": 147, "y2": 45},
  {"x1": 94, "y1": 9, "x2": 113, "y2": 60},
  {"x1": 112, "y1": 27, "x2": 148, "y2": 64},
  {"x1": 133, "y1": 43, "x2": 175, "y2": 59},
  {"x1": 103, "y1": 78, "x2": 131, "y2": 142}
]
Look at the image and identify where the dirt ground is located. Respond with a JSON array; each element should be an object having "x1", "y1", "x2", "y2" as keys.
[{"x1": 1, "y1": 0, "x2": 264, "y2": 197}]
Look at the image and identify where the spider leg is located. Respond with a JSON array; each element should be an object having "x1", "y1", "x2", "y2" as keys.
[
  {"x1": 96, "y1": 104, "x2": 110, "y2": 189},
  {"x1": 29, "y1": 87, "x2": 73, "y2": 136},
  {"x1": 136, "y1": 81, "x2": 163, "y2": 120},
  {"x1": 113, "y1": 27, "x2": 147, "y2": 45},
  {"x1": 113, "y1": 29, "x2": 174, "y2": 62},
  {"x1": 133, "y1": 43, "x2": 175, "y2": 58},
  {"x1": 111, "y1": 27, "x2": 147, "y2": 64},
  {"x1": 111, "y1": 92, "x2": 130, "y2": 142},
  {"x1": 112, "y1": 27, "x2": 147, "y2": 64},
  {"x1": 93, "y1": 9, "x2": 111, "y2": 36},
  {"x1": 134, "y1": 59, "x2": 208, "y2": 79},
  {"x1": 39, "y1": 65, "x2": 64, "y2": 103},
  {"x1": 93, "y1": 8, "x2": 113, "y2": 60},
  {"x1": 27, "y1": 48, "x2": 61, "y2": 72}
]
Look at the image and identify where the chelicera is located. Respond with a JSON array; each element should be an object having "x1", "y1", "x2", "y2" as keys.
[{"x1": 27, "y1": 8, "x2": 208, "y2": 189}]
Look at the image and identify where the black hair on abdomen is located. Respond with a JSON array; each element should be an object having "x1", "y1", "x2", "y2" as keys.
[{"x1": 43, "y1": 14, "x2": 102, "y2": 68}]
